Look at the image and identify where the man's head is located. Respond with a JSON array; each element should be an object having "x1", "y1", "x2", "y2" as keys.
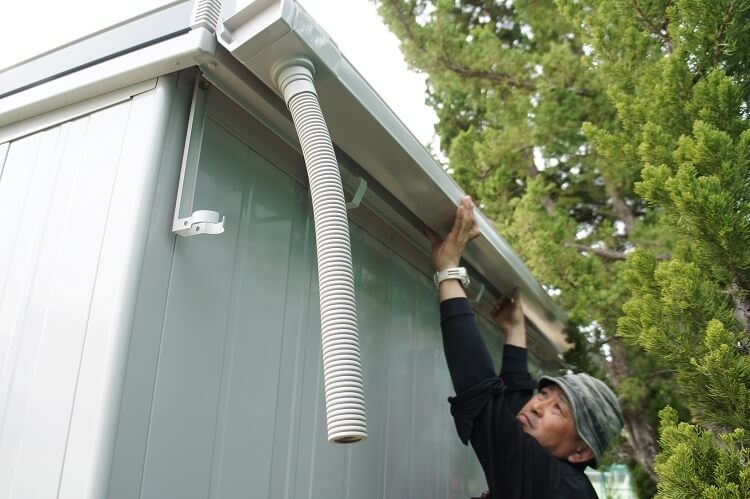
[{"x1": 516, "y1": 373, "x2": 623, "y2": 467}]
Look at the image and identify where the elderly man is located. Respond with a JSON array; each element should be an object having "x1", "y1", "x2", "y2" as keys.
[{"x1": 428, "y1": 196, "x2": 623, "y2": 498}]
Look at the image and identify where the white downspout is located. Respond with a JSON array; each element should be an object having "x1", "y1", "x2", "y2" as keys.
[{"x1": 273, "y1": 57, "x2": 367, "y2": 444}]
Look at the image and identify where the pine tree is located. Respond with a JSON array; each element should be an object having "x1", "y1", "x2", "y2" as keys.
[{"x1": 557, "y1": 0, "x2": 750, "y2": 496}]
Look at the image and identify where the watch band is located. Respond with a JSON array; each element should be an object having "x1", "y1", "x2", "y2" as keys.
[{"x1": 433, "y1": 267, "x2": 470, "y2": 288}]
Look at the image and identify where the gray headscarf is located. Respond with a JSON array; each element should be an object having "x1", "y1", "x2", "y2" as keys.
[{"x1": 538, "y1": 372, "x2": 624, "y2": 467}]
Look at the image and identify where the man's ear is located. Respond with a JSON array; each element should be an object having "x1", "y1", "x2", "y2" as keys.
[{"x1": 567, "y1": 444, "x2": 594, "y2": 464}]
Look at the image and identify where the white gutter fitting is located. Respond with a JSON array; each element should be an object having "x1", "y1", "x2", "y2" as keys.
[{"x1": 273, "y1": 57, "x2": 367, "y2": 444}]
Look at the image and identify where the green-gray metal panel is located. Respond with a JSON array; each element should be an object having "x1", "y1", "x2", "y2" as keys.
[
  {"x1": 382, "y1": 254, "x2": 417, "y2": 498},
  {"x1": 132, "y1": 97, "x2": 553, "y2": 499},
  {"x1": 212, "y1": 141, "x2": 313, "y2": 499},
  {"x1": 345, "y1": 228, "x2": 391, "y2": 499},
  {"x1": 266, "y1": 174, "x2": 316, "y2": 499},
  {"x1": 140, "y1": 118, "x2": 249, "y2": 499}
]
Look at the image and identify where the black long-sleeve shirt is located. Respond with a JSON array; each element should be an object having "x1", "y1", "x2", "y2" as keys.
[{"x1": 440, "y1": 298, "x2": 597, "y2": 499}]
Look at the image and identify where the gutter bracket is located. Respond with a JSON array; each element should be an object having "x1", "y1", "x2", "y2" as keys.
[
  {"x1": 174, "y1": 210, "x2": 226, "y2": 236},
  {"x1": 473, "y1": 283, "x2": 486, "y2": 304},
  {"x1": 346, "y1": 177, "x2": 368, "y2": 210},
  {"x1": 172, "y1": 75, "x2": 225, "y2": 237}
]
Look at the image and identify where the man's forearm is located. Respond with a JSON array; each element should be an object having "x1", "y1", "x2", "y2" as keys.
[
  {"x1": 503, "y1": 326, "x2": 526, "y2": 348},
  {"x1": 438, "y1": 278, "x2": 467, "y2": 302},
  {"x1": 440, "y1": 298, "x2": 496, "y2": 394}
]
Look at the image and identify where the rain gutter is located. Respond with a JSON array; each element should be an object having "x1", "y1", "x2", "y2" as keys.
[{"x1": 215, "y1": 0, "x2": 569, "y2": 353}]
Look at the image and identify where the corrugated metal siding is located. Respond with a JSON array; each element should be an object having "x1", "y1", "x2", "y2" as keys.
[
  {"x1": 0, "y1": 65, "x2": 563, "y2": 497},
  {"x1": 111, "y1": 114, "x2": 539, "y2": 499},
  {"x1": 0, "y1": 78, "x2": 552, "y2": 498},
  {"x1": 0, "y1": 75, "x2": 185, "y2": 499}
]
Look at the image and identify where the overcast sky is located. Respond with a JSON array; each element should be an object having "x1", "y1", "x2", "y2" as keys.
[{"x1": 0, "y1": 0, "x2": 438, "y2": 147}]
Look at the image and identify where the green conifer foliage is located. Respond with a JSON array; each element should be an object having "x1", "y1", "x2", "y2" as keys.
[
  {"x1": 655, "y1": 407, "x2": 749, "y2": 498},
  {"x1": 559, "y1": 0, "x2": 750, "y2": 496}
]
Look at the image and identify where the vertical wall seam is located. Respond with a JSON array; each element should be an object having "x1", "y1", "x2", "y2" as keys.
[{"x1": 206, "y1": 144, "x2": 254, "y2": 499}]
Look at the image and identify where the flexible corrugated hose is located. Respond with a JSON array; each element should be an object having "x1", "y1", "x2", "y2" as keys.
[{"x1": 274, "y1": 58, "x2": 367, "y2": 444}]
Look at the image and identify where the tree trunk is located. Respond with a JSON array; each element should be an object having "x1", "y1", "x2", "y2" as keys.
[
  {"x1": 606, "y1": 336, "x2": 659, "y2": 481},
  {"x1": 609, "y1": 186, "x2": 635, "y2": 234},
  {"x1": 524, "y1": 153, "x2": 556, "y2": 216}
]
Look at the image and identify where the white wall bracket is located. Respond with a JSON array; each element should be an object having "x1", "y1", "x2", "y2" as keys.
[
  {"x1": 473, "y1": 283, "x2": 486, "y2": 304},
  {"x1": 174, "y1": 209, "x2": 225, "y2": 236},
  {"x1": 172, "y1": 75, "x2": 225, "y2": 237},
  {"x1": 346, "y1": 177, "x2": 367, "y2": 210}
]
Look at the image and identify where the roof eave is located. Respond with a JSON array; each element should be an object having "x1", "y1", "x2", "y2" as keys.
[{"x1": 217, "y1": 0, "x2": 570, "y2": 353}]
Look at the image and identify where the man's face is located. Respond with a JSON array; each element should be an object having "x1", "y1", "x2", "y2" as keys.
[{"x1": 516, "y1": 383, "x2": 589, "y2": 462}]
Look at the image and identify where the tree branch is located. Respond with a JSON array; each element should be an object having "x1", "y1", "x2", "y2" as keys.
[
  {"x1": 713, "y1": 0, "x2": 738, "y2": 66},
  {"x1": 565, "y1": 242, "x2": 629, "y2": 260},
  {"x1": 379, "y1": 1, "x2": 593, "y2": 98},
  {"x1": 564, "y1": 242, "x2": 670, "y2": 261},
  {"x1": 729, "y1": 282, "x2": 750, "y2": 336},
  {"x1": 441, "y1": 60, "x2": 536, "y2": 90},
  {"x1": 631, "y1": 0, "x2": 674, "y2": 54}
]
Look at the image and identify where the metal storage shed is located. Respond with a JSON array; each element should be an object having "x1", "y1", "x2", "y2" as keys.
[{"x1": 0, "y1": 1, "x2": 569, "y2": 497}]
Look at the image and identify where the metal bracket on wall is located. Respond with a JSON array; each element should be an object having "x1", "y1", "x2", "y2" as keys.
[
  {"x1": 472, "y1": 283, "x2": 486, "y2": 304},
  {"x1": 172, "y1": 75, "x2": 225, "y2": 237},
  {"x1": 346, "y1": 177, "x2": 368, "y2": 210}
]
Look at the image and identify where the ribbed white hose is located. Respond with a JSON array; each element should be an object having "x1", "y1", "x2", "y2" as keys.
[{"x1": 274, "y1": 58, "x2": 367, "y2": 443}]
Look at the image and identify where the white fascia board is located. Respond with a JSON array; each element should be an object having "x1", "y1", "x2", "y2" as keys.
[
  {"x1": 0, "y1": 0, "x2": 195, "y2": 98},
  {"x1": 217, "y1": 1, "x2": 569, "y2": 352},
  {"x1": 0, "y1": 28, "x2": 217, "y2": 130}
]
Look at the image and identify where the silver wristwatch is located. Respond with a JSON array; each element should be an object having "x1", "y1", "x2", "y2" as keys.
[{"x1": 433, "y1": 267, "x2": 470, "y2": 288}]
